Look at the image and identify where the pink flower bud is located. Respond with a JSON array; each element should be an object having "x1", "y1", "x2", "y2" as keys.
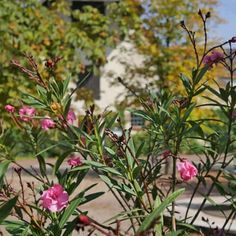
[
  {"x1": 78, "y1": 215, "x2": 90, "y2": 226},
  {"x1": 5, "y1": 104, "x2": 15, "y2": 113},
  {"x1": 66, "y1": 109, "x2": 76, "y2": 125},
  {"x1": 41, "y1": 117, "x2": 55, "y2": 130},
  {"x1": 19, "y1": 106, "x2": 36, "y2": 122},
  {"x1": 67, "y1": 155, "x2": 82, "y2": 167},
  {"x1": 177, "y1": 160, "x2": 198, "y2": 181},
  {"x1": 41, "y1": 184, "x2": 69, "y2": 212}
]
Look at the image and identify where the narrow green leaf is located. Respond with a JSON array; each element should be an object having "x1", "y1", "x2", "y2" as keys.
[
  {"x1": 165, "y1": 230, "x2": 183, "y2": 236},
  {"x1": 36, "y1": 155, "x2": 46, "y2": 177},
  {"x1": 194, "y1": 66, "x2": 209, "y2": 84},
  {"x1": 59, "y1": 197, "x2": 82, "y2": 229},
  {"x1": 0, "y1": 196, "x2": 18, "y2": 223},
  {"x1": 0, "y1": 160, "x2": 11, "y2": 185},
  {"x1": 63, "y1": 77, "x2": 71, "y2": 95},
  {"x1": 80, "y1": 192, "x2": 104, "y2": 206},
  {"x1": 137, "y1": 188, "x2": 184, "y2": 233},
  {"x1": 180, "y1": 74, "x2": 192, "y2": 94}
]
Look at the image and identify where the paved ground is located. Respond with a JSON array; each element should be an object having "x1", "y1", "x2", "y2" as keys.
[{"x1": 1, "y1": 157, "x2": 235, "y2": 235}]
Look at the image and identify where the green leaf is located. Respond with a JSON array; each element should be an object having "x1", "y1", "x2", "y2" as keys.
[
  {"x1": 99, "y1": 175, "x2": 136, "y2": 196},
  {"x1": 0, "y1": 196, "x2": 18, "y2": 223},
  {"x1": 62, "y1": 217, "x2": 78, "y2": 236},
  {"x1": 131, "y1": 110, "x2": 153, "y2": 122},
  {"x1": 2, "y1": 220, "x2": 29, "y2": 236},
  {"x1": 22, "y1": 94, "x2": 47, "y2": 108},
  {"x1": 180, "y1": 73, "x2": 192, "y2": 94},
  {"x1": 194, "y1": 66, "x2": 209, "y2": 85},
  {"x1": 193, "y1": 86, "x2": 206, "y2": 96},
  {"x1": 36, "y1": 155, "x2": 46, "y2": 177},
  {"x1": 137, "y1": 188, "x2": 184, "y2": 233},
  {"x1": 54, "y1": 150, "x2": 72, "y2": 174},
  {"x1": 36, "y1": 85, "x2": 47, "y2": 98},
  {"x1": 83, "y1": 160, "x2": 122, "y2": 176},
  {"x1": 104, "y1": 147, "x2": 116, "y2": 155},
  {"x1": 153, "y1": 196, "x2": 163, "y2": 235},
  {"x1": 69, "y1": 165, "x2": 90, "y2": 172},
  {"x1": 80, "y1": 192, "x2": 104, "y2": 206},
  {"x1": 59, "y1": 197, "x2": 82, "y2": 229},
  {"x1": 0, "y1": 160, "x2": 11, "y2": 185},
  {"x1": 165, "y1": 230, "x2": 183, "y2": 236},
  {"x1": 63, "y1": 77, "x2": 71, "y2": 95}
]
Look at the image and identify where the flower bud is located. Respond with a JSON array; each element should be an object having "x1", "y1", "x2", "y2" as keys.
[
  {"x1": 180, "y1": 20, "x2": 185, "y2": 28},
  {"x1": 230, "y1": 37, "x2": 236, "y2": 43},
  {"x1": 198, "y1": 9, "x2": 202, "y2": 17},
  {"x1": 206, "y1": 11, "x2": 211, "y2": 18},
  {"x1": 5, "y1": 104, "x2": 15, "y2": 113},
  {"x1": 50, "y1": 102, "x2": 62, "y2": 114},
  {"x1": 78, "y1": 215, "x2": 90, "y2": 226}
]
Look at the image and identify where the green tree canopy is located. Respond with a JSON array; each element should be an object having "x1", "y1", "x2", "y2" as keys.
[
  {"x1": 107, "y1": 0, "x2": 222, "y2": 106},
  {"x1": 0, "y1": 0, "x2": 115, "y2": 111}
]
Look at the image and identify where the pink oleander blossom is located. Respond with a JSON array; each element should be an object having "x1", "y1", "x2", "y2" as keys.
[
  {"x1": 41, "y1": 117, "x2": 55, "y2": 130},
  {"x1": 41, "y1": 184, "x2": 69, "y2": 212},
  {"x1": 177, "y1": 160, "x2": 198, "y2": 181},
  {"x1": 19, "y1": 106, "x2": 36, "y2": 122},
  {"x1": 67, "y1": 155, "x2": 82, "y2": 167},
  {"x1": 5, "y1": 104, "x2": 15, "y2": 113},
  {"x1": 66, "y1": 109, "x2": 76, "y2": 125},
  {"x1": 203, "y1": 50, "x2": 224, "y2": 67}
]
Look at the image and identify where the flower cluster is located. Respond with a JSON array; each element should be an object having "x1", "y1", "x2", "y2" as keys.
[
  {"x1": 5, "y1": 104, "x2": 77, "y2": 131},
  {"x1": 203, "y1": 50, "x2": 224, "y2": 67},
  {"x1": 41, "y1": 184, "x2": 69, "y2": 212},
  {"x1": 41, "y1": 117, "x2": 55, "y2": 130},
  {"x1": 19, "y1": 106, "x2": 36, "y2": 122},
  {"x1": 67, "y1": 155, "x2": 83, "y2": 167},
  {"x1": 177, "y1": 160, "x2": 198, "y2": 181}
]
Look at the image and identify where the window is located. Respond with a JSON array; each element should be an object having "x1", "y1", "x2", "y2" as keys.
[{"x1": 131, "y1": 113, "x2": 144, "y2": 127}]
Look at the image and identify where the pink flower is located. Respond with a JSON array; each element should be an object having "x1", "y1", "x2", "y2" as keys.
[
  {"x1": 66, "y1": 109, "x2": 76, "y2": 125},
  {"x1": 5, "y1": 104, "x2": 15, "y2": 113},
  {"x1": 203, "y1": 50, "x2": 224, "y2": 67},
  {"x1": 177, "y1": 160, "x2": 198, "y2": 181},
  {"x1": 41, "y1": 184, "x2": 69, "y2": 212},
  {"x1": 67, "y1": 155, "x2": 82, "y2": 167},
  {"x1": 41, "y1": 117, "x2": 55, "y2": 130},
  {"x1": 19, "y1": 106, "x2": 36, "y2": 122}
]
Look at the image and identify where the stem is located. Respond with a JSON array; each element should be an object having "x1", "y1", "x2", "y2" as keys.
[
  {"x1": 125, "y1": 145, "x2": 153, "y2": 210},
  {"x1": 184, "y1": 155, "x2": 218, "y2": 221},
  {"x1": 171, "y1": 154, "x2": 177, "y2": 231},
  {"x1": 191, "y1": 39, "x2": 235, "y2": 225},
  {"x1": 191, "y1": 112, "x2": 233, "y2": 225},
  {"x1": 222, "y1": 208, "x2": 236, "y2": 231},
  {"x1": 13, "y1": 161, "x2": 45, "y2": 183}
]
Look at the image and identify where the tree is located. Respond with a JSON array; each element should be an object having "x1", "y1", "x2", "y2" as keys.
[
  {"x1": 0, "y1": 0, "x2": 115, "y2": 116},
  {"x1": 107, "y1": 0, "x2": 222, "y2": 106}
]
